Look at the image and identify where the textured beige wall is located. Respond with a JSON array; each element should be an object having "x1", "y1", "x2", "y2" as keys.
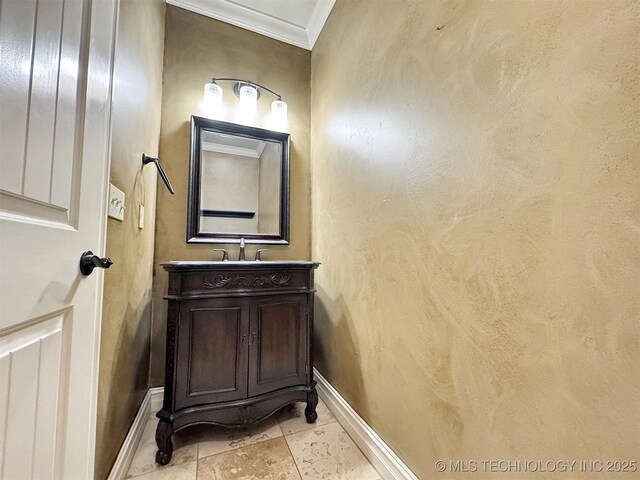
[
  {"x1": 311, "y1": 1, "x2": 639, "y2": 478},
  {"x1": 95, "y1": 0, "x2": 165, "y2": 478},
  {"x1": 151, "y1": 5, "x2": 311, "y2": 385}
]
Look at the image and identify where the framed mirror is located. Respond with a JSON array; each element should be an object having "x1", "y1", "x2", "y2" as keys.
[{"x1": 187, "y1": 116, "x2": 290, "y2": 244}]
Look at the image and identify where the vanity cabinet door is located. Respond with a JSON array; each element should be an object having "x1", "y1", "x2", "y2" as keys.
[
  {"x1": 175, "y1": 298, "x2": 250, "y2": 409},
  {"x1": 248, "y1": 294, "x2": 308, "y2": 397}
]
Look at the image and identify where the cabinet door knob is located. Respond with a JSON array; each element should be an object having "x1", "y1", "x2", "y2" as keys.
[
  {"x1": 251, "y1": 331, "x2": 258, "y2": 345},
  {"x1": 242, "y1": 334, "x2": 248, "y2": 347}
]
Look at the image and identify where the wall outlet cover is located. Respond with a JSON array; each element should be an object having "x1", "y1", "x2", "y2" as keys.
[
  {"x1": 138, "y1": 204, "x2": 144, "y2": 229},
  {"x1": 108, "y1": 183, "x2": 125, "y2": 221}
]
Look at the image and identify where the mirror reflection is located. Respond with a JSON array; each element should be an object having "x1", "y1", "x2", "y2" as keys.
[
  {"x1": 199, "y1": 131, "x2": 281, "y2": 234},
  {"x1": 187, "y1": 116, "x2": 290, "y2": 244}
]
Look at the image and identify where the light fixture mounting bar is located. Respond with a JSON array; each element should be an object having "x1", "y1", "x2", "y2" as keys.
[{"x1": 211, "y1": 77, "x2": 283, "y2": 100}]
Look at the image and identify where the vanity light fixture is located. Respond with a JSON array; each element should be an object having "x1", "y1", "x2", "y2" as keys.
[
  {"x1": 203, "y1": 78, "x2": 287, "y2": 123},
  {"x1": 238, "y1": 83, "x2": 258, "y2": 113}
]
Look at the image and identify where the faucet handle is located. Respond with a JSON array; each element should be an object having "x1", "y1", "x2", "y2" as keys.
[
  {"x1": 238, "y1": 237, "x2": 245, "y2": 261},
  {"x1": 255, "y1": 249, "x2": 269, "y2": 261},
  {"x1": 213, "y1": 249, "x2": 229, "y2": 261}
]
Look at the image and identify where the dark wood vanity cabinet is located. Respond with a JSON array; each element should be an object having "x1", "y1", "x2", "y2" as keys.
[{"x1": 155, "y1": 261, "x2": 319, "y2": 465}]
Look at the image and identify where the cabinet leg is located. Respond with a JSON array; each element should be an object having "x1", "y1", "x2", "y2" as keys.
[
  {"x1": 155, "y1": 419, "x2": 174, "y2": 465},
  {"x1": 305, "y1": 388, "x2": 318, "y2": 423}
]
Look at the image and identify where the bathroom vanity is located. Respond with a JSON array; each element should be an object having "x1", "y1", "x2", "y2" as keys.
[{"x1": 155, "y1": 260, "x2": 320, "y2": 465}]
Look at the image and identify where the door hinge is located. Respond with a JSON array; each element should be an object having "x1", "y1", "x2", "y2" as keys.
[{"x1": 305, "y1": 361, "x2": 308, "y2": 375}]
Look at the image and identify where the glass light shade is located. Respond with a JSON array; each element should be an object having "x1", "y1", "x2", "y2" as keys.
[
  {"x1": 203, "y1": 82, "x2": 223, "y2": 107},
  {"x1": 271, "y1": 99, "x2": 288, "y2": 124},
  {"x1": 238, "y1": 85, "x2": 258, "y2": 112}
]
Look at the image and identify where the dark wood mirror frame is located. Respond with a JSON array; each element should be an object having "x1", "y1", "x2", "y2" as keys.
[{"x1": 187, "y1": 116, "x2": 290, "y2": 244}]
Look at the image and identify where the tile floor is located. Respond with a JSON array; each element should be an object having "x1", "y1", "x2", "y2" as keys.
[{"x1": 125, "y1": 399, "x2": 381, "y2": 480}]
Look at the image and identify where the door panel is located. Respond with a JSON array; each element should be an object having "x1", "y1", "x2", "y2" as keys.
[
  {"x1": 50, "y1": 0, "x2": 84, "y2": 210},
  {"x1": 0, "y1": 0, "x2": 117, "y2": 477},
  {"x1": 248, "y1": 295, "x2": 307, "y2": 397},
  {"x1": 0, "y1": 314, "x2": 67, "y2": 479},
  {"x1": 23, "y1": 0, "x2": 64, "y2": 203},
  {"x1": 176, "y1": 299, "x2": 249, "y2": 408},
  {"x1": 0, "y1": 0, "x2": 36, "y2": 195},
  {"x1": 0, "y1": 0, "x2": 83, "y2": 216}
]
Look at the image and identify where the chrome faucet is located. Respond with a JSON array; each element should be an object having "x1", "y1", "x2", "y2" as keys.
[{"x1": 238, "y1": 237, "x2": 245, "y2": 261}]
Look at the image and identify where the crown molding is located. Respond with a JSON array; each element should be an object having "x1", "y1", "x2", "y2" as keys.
[
  {"x1": 166, "y1": 0, "x2": 335, "y2": 50},
  {"x1": 307, "y1": 0, "x2": 335, "y2": 48}
]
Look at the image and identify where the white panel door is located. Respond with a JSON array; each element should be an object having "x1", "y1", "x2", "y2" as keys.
[{"x1": 0, "y1": 0, "x2": 117, "y2": 478}]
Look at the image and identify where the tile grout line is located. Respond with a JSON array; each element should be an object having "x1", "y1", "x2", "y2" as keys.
[
  {"x1": 274, "y1": 416, "x2": 306, "y2": 479},
  {"x1": 195, "y1": 421, "x2": 292, "y2": 478},
  {"x1": 278, "y1": 402, "x2": 343, "y2": 479},
  {"x1": 279, "y1": 418, "x2": 306, "y2": 480},
  {"x1": 282, "y1": 434, "x2": 304, "y2": 480},
  {"x1": 284, "y1": 418, "x2": 381, "y2": 480},
  {"x1": 279, "y1": 405, "x2": 340, "y2": 480},
  {"x1": 284, "y1": 418, "x2": 339, "y2": 439}
]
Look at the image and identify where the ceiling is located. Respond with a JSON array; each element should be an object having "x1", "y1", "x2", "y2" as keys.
[{"x1": 166, "y1": 0, "x2": 336, "y2": 50}]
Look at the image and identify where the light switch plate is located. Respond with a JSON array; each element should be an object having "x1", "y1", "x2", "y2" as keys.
[
  {"x1": 138, "y1": 204, "x2": 144, "y2": 229},
  {"x1": 108, "y1": 183, "x2": 125, "y2": 221}
]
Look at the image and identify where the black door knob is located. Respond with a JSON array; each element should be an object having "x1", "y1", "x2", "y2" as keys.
[{"x1": 80, "y1": 250, "x2": 114, "y2": 276}]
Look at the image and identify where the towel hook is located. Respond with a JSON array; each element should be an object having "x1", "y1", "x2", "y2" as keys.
[{"x1": 142, "y1": 154, "x2": 175, "y2": 194}]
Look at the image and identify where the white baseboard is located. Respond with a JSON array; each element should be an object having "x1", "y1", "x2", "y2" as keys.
[
  {"x1": 314, "y1": 368, "x2": 419, "y2": 480},
  {"x1": 149, "y1": 386, "x2": 164, "y2": 413},
  {"x1": 108, "y1": 377, "x2": 417, "y2": 480},
  {"x1": 107, "y1": 387, "x2": 163, "y2": 480}
]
